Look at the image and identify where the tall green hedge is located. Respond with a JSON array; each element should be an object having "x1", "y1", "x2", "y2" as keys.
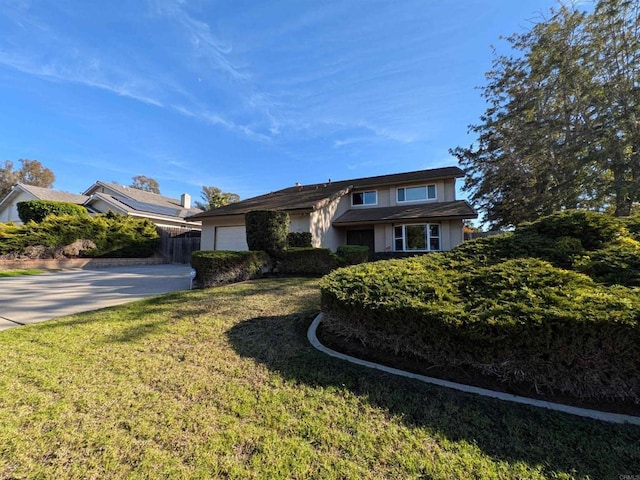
[
  {"x1": 17, "y1": 200, "x2": 87, "y2": 223},
  {"x1": 245, "y1": 210, "x2": 290, "y2": 257}
]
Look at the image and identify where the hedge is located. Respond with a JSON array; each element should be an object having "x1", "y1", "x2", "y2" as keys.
[
  {"x1": 335, "y1": 245, "x2": 369, "y2": 265},
  {"x1": 191, "y1": 250, "x2": 270, "y2": 287},
  {"x1": 320, "y1": 210, "x2": 640, "y2": 404},
  {"x1": 287, "y1": 231, "x2": 312, "y2": 248},
  {"x1": 0, "y1": 213, "x2": 159, "y2": 258},
  {"x1": 276, "y1": 247, "x2": 337, "y2": 276},
  {"x1": 245, "y1": 210, "x2": 290, "y2": 257},
  {"x1": 17, "y1": 200, "x2": 87, "y2": 223}
]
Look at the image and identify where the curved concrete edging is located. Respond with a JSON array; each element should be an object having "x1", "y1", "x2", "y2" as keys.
[{"x1": 308, "y1": 313, "x2": 640, "y2": 426}]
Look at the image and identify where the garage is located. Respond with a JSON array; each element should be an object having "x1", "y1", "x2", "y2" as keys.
[{"x1": 215, "y1": 225, "x2": 248, "y2": 251}]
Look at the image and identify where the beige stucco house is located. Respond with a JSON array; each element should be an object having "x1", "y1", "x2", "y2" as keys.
[
  {"x1": 188, "y1": 167, "x2": 477, "y2": 253},
  {"x1": 0, "y1": 181, "x2": 202, "y2": 230}
]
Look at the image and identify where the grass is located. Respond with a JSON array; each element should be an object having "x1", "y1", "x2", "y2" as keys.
[
  {"x1": 0, "y1": 278, "x2": 638, "y2": 479},
  {"x1": 0, "y1": 269, "x2": 44, "y2": 277}
]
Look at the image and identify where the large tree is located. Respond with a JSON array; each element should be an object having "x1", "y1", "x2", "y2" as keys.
[
  {"x1": 130, "y1": 175, "x2": 160, "y2": 194},
  {"x1": 194, "y1": 185, "x2": 240, "y2": 210},
  {"x1": 0, "y1": 159, "x2": 55, "y2": 199},
  {"x1": 451, "y1": 0, "x2": 640, "y2": 228}
]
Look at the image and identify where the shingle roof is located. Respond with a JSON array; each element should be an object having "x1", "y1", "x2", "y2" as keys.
[
  {"x1": 188, "y1": 167, "x2": 465, "y2": 220},
  {"x1": 16, "y1": 184, "x2": 89, "y2": 204},
  {"x1": 332, "y1": 201, "x2": 477, "y2": 226}
]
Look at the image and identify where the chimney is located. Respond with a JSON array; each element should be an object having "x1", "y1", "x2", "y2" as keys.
[{"x1": 180, "y1": 193, "x2": 191, "y2": 209}]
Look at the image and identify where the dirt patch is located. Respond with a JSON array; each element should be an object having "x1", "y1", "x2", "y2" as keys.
[{"x1": 316, "y1": 321, "x2": 640, "y2": 417}]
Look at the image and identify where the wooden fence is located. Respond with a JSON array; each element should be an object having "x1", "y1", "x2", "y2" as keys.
[{"x1": 158, "y1": 228, "x2": 201, "y2": 264}]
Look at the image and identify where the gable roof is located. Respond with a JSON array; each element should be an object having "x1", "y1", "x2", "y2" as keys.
[
  {"x1": 3, "y1": 183, "x2": 89, "y2": 205},
  {"x1": 84, "y1": 181, "x2": 202, "y2": 220},
  {"x1": 188, "y1": 166, "x2": 465, "y2": 220}
]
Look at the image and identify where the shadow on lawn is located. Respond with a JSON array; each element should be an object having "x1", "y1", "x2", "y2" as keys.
[{"x1": 226, "y1": 313, "x2": 640, "y2": 479}]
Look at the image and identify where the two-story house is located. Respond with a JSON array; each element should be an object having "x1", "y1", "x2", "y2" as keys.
[{"x1": 188, "y1": 166, "x2": 477, "y2": 253}]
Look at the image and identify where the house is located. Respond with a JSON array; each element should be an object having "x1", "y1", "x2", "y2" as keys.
[
  {"x1": 0, "y1": 183, "x2": 89, "y2": 224},
  {"x1": 82, "y1": 181, "x2": 202, "y2": 231},
  {"x1": 0, "y1": 181, "x2": 203, "y2": 231},
  {"x1": 187, "y1": 166, "x2": 477, "y2": 253}
]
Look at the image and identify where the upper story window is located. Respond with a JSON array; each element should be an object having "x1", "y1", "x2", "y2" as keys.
[
  {"x1": 397, "y1": 184, "x2": 436, "y2": 203},
  {"x1": 352, "y1": 190, "x2": 377, "y2": 206}
]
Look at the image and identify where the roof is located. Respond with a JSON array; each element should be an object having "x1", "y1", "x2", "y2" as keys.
[
  {"x1": 188, "y1": 166, "x2": 465, "y2": 220},
  {"x1": 9, "y1": 184, "x2": 89, "y2": 204},
  {"x1": 84, "y1": 181, "x2": 202, "y2": 220},
  {"x1": 332, "y1": 201, "x2": 477, "y2": 226}
]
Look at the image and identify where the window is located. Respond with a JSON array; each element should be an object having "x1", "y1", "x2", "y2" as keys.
[
  {"x1": 394, "y1": 224, "x2": 440, "y2": 251},
  {"x1": 397, "y1": 185, "x2": 436, "y2": 203},
  {"x1": 352, "y1": 190, "x2": 377, "y2": 206}
]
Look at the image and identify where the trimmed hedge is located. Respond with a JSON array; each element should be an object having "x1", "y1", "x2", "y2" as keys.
[
  {"x1": 287, "y1": 231, "x2": 312, "y2": 248},
  {"x1": 321, "y1": 210, "x2": 640, "y2": 404},
  {"x1": 17, "y1": 200, "x2": 87, "y2": 223},
  {"x1": 245, "y1": 210, "x2": 290, "y2": 257},
  {"x1": 336, "y1": 245, "x2": 369, "y2": 265},
  {"x1": 191, "y1": 250, "x2": 270, "y2": 287},
  {"x1": 276, "y1": 247, "x2": 337, "y2": 276},
  {"x1": 0, "y1": 213, "x2": 159, "y2": 258}
]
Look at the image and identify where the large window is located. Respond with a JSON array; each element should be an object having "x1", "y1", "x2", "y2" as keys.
[
  {"x1": 352, "y1": 190, "x2": 377, "y2": 206},
  {"x1": 394, "y1": 224, "x2": 440, "y2": 251},
  {"x1": 397, "y1": 185, "x2": 436, "y2": 203}
]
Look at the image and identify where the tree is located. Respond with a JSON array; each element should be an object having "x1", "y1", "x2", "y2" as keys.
[
  {"x1": 130, "y1": 175, "x2": 160, "y2": 194},
  {"x1": 194, "y1": 185, "x2": 240, "y2": 210},
  {"x1": 450, "y1": 0, "x2": 640, "y2": 228},
  {"x1": 0, "y1": 159, "x2": 55, "y2": 199}
]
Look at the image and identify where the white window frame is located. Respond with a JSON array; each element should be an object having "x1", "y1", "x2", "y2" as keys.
[
  {"x1": 393, "y1": 223, "x2": 441, "y2": 252},
  {"x1": 351, "y1": 190, "x2": 378, "y2": 206},
  {"x1": 396, "y1": 184, "x2": 437, "y2": 203}
]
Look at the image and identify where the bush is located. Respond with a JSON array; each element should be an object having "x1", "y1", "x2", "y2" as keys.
[
  {"x1": 245, "y1": 210, "x2": 290, "y2": 257},
  {"x1": 320, "y1": 210, "x2": 640, "y2": 402},
  {"x1": 191, "y1": 250, "x2": 270, "y2": 287},
  {"x1": 17, "y1": 200, "x2": 87, "y2": 223},
  {"x1": 335, "y1": 245, "x2": 369, "y2": 265},
  {"x1": 276, "y1": 247, "x2": 337, "y2": 276},
  {"x1": 0, "y1": 213, "x2": 159, "y2": 258},
  {"x1": 287, "y1": 232, "x2": 312, "y2": 248}
]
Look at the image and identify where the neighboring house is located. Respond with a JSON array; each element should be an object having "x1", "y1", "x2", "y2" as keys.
[
  {"x1": 83, "y1": 181, "x2": 202, "y2": 230},
  {"x1": 0, "y1": 184, "x2": 90, "y2": 224},
  {"x1": 188, "y1": 167, "x2": 477, "y2": 253},
  {"x1": 0, "y1": 181, "x2": 203, "y2": 230}
]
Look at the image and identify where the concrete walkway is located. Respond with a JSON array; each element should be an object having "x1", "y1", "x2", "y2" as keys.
[{"x1": 0, "y1": 265, "x2": 193, "y2": 331}]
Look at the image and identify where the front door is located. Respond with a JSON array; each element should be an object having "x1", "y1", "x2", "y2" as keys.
[{"x1": 346, "y1": 228, "x2": 375, "y2": 254}]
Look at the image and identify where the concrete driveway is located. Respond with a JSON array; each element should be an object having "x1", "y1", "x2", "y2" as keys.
[{"x1": 0, "y1": 264, "x2": 193, "y2": 331}]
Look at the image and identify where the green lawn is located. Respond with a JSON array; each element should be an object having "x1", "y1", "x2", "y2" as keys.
[
  {"x1": 0, "y1": 269, "x2": 44, "y2": 277},
  {"x1": 0, "y1": 278, "x2": 638, "y2": 479}
]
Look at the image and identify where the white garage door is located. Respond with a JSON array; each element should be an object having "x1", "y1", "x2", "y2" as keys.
[{"x1": 215, "y1": 226, "x2": 248, "y2": 251}]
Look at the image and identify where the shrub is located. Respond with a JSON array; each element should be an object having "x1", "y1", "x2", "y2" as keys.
[
  {"x1": 245, "y1": 210, "x2": 290, "y2": 257},
  {"x1": 191, "y1": 250, "x2": 270, "y2": 287},
  {"x1": 577, "y1": 238, "x2": 640, "y2": 286},
  {"x1": 335, "y1": 245, "x2": 369, "y2": 265},
  {"x1": 287, "y1": 231, "x2": 312, "y2": 248},
  {"x1": 0, "y1": 214, "x2": 159, "y2": 258},
  {"x1": 276, "y1": 247, "x2": 337, "y2": 276},
  {"x1": 321, "y1": 255, "x2": 640, "y2": 403},
  {"x1": 17, "y1": 200, "x2": 87, "y2": 223}
]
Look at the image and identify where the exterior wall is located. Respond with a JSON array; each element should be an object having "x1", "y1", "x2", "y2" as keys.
[
  {"x1": 351, "y1": 177, "x2": 456, "y2": 210},
  {"x1": 310, "y1": 196, "x2": 349, "y2": 251},
  {"x1": 289, "y1": 213, "x2": 310, "y2": 233},
  {"x1": 0, "y1": 190, "x2": 38, "y2": 224}
]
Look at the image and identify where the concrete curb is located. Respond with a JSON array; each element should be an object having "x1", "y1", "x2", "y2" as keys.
[{"x1": 308, "y1": 313, "x2": 640, "y2": 426}]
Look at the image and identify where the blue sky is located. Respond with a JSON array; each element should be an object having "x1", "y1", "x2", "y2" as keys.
[{"x1": 0, "y1": 0, "x2": 567, "y2": 203}]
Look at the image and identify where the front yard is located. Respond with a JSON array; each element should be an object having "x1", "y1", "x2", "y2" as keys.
[{"x1": 0, "y1": 278, "x2": 638, "y2": 479}]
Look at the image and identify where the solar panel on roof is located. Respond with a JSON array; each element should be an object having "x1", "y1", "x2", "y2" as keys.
[{"x1": 112, "y1": 196, "x2": 182, "y2": 217}]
